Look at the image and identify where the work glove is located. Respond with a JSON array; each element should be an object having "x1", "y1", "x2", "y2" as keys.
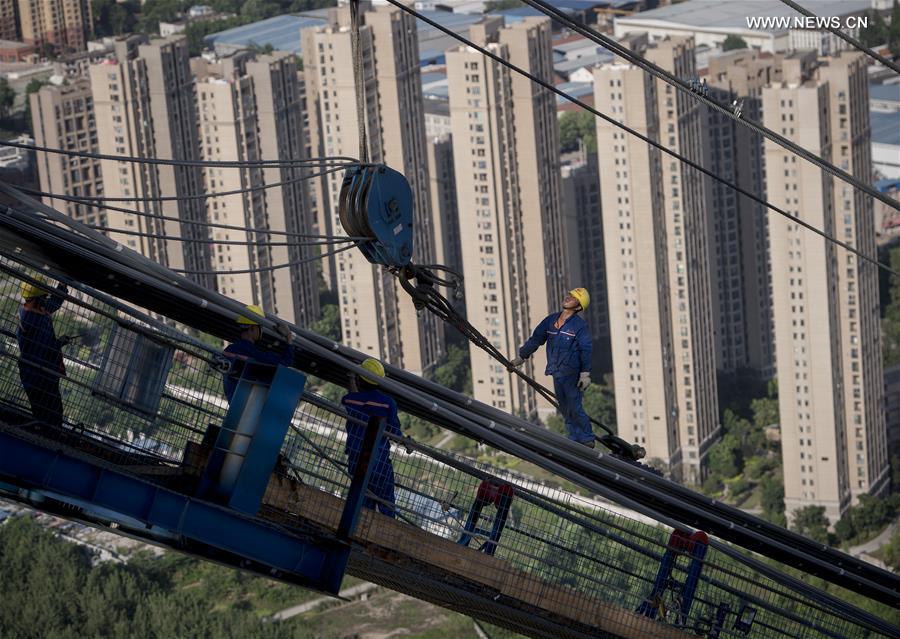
[
  {"x1": 275, "y1": 322, "x2": 292, "y2": 341},
  {"x1": 509, "y1": 356, "x2": 525, "y2": 369},
  {"x1": 577, "y1": 371, "x2": 591, "y2": 391},
  {"x1": 58, "y1": 335, "x2": 73, "y2": 347}
]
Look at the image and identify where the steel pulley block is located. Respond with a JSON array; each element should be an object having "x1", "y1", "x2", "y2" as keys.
[{"x1": 339, "y1": 164, "x2": 414, "y2": 267}]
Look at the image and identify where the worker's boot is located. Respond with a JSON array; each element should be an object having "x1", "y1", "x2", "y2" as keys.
[{"x1": 581, "y1": 439, "x2": 595, "y2": 449}]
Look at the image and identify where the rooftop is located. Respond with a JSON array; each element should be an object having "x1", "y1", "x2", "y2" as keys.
[
  {"x1": 871, "y1": 83, "x2": 900, "y2": 103},
  {"x1": 616, "y1": 0, "x2": 874, "y2": 33},
  {"x1": 871, "y1": 111, "x2": 900, "y2": 147},
  {"x1": 204, "y1": 14, "x2": 328, "y2": 55}
]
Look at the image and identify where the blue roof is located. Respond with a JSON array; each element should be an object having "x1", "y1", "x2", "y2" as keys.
[
  {"x1": 875, "y1": 178, "x2": 900, "y2": 192},
  {"x1": 870, "y1": 83, "x2": 900, "y2": 103},
  {"x1": 555, "y1": 81, "x2": 593, "y2": 105},
  {"x1": 872, "y1": 111, "x2": 900, "y2": 147},
  {"x1": 204, "y1": 14, "x2": 326, "y2": 54}
]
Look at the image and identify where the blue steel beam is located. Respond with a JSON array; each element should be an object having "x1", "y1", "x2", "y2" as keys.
[{"x1": 0, "y1": 427, "x2": 349, "y2": 594}]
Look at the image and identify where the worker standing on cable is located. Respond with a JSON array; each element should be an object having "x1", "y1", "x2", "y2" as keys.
[
  {"x1": 511, "y1": 288, "x2": 595, "y2": 447},
  {"x1": 16, "y1": 277, "x2": 69, "y2": 429},
  {"x1": 341, "y1": 358, "x2": 402, "y2": 518},
  {"x1": 222, "y1": 304, "x2": 294, "y2": 403}
]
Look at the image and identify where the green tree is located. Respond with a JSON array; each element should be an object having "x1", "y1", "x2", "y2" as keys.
[
  {"x1": 583, "y1": 381, "x2": 616, "y2": 433},
  {"x1": 485, "y1": 0, "x2": 521, "y2": 11},
  {"x1": 558, "y1": 110, "x2": 597, "y2": 154},
  {"x1": 760, "y1": 474, "x2": 786, "y2": 526},
  {"x1": 882, "y1": 531, "x2": 900, "y2": 571},
  {"x1": 791, "y1": 505, "x2": 830, "y2": 544},
  {"x1": 860, "y1": 10, "x2": 889, "y2": 47},
  {"x1": 433, "y1": 344, "x2": 471, "y2": 394},
  {"x1": 707, "y1": 432, "x2": 741, "y2": 479},
  {"x1": 891, "y1": 0, "x2": 900, "y2": 56},
  {"x1": 0, "y1": 78, "x2": 14, "y2": 120},
  {"x1": 310, "y1": 303, "x2": 341, "y2": 341},
  {"x1": 722, "y1": 34, "x2": 748, "y2": 51},
  {"x1": 92, "y1": 0, "x2": 139, "y2": 37},
  {"x1": 882, "y1": 245, "x2": 900, "y2": 366}
]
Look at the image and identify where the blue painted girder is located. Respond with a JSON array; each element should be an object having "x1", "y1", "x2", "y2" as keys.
[{"x1": 0, "y1": 427, "x2": 350, "y2": 594}]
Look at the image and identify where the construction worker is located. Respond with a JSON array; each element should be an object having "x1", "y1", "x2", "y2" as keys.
[
  {"x1": 222, "y1": 304, "x2": 294, "y2": 402},
  {"x1": 341, "y1": 358, "x2": 402, "y2": 518},
  {"x1": 511, "y1": 288, "x2": 594, "y2": 447},
  {"x1": 16, "y1": 277, "x2": 69, "y2": 429}
]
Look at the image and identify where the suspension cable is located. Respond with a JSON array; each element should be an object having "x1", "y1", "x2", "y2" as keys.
[
  {"x1": 382, "y1": 0, "x2": 900, "y2": 279},
  {"x1": 518, "y1": 0, "x2": 900, "y2": 213},
  {"x1": 779, "y1": 0, "x2": 900, "y2": 73},
  {"x1": 169, "y1": 241, "x2": 360, "y2": 276},
  {"x1": 350, "y1": 0, "x2": 370, "y2": 165},
  {"x1": 17, "y1": 186, "x2": 372, "y2": 241},
  {"x1": 86, "y1": 225, "x2": 359, "y2": 247},
  {"x1": 63, "y1": 163, "x2": 351, "y2": 203},
  {"x1": 0, "y1": 137, "x2": 358, "y2": 169}
]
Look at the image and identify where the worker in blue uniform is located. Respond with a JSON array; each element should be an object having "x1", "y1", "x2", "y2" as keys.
[
  {"x1": 511, "y1": 288, "x2": 595, "y2": 447},
  {"x1": 341, "y1": 358, "x2": 402, "y2": 518},
  {"x1": 16, "y1": 277, "x2": 69, "y2": 429},
  {"x1": 222, "y1": 304, "x2": 294, "y2": 402}
]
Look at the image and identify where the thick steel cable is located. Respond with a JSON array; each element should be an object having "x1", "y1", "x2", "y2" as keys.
[
  {"x1": 2, "y1": 193, "x2": 897, "y2": 624},
  {"x1": 779, "y1": 0, "x2": 900, "y2": 73},
  {"x1": 63, "y1": 162, "x2": 353, "y2": 203},
  {"x1": 518, "y1": 0, "x2": 900, "y2": 214},
  {"x1": 350, "y1": 0, "x2": 370, "y2": 165},
  {"x1": 0, "y1": 137, "x2": 358, "y2": 169},
  {"x1": 169, "y1": 241, "x2": 361, "y2": 276},
  {"x1": 17, "y1": 186, "x2": 372, "y2": 241},
  {"x1": 382, "y1": 0, "x2": 900, "y2": 280}
]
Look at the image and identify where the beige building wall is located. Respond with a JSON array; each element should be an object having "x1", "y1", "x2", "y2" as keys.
[
  {"x1": 448, "y1": 17, "x2": 565, "y2": 418},
  {"x1": 595, "y1": 36, "x2": 719, "y2": 484},
  {"x1": 819, "y1": 53, "x2": 889, "y2": 501},
  {"x1": 302, "y1": 3, "x2": 443, "y2": 375},
  {"x1": 763, "y1": 77, "x2": 850, "y2": 524},
  {"x1": 706, "y1": 49, "x2": 783, "y2": 377},
  {"x1": 193, "y1": 52, "x2": 320, "y2": 326},
  {"x1": 30, "y1": 79, "x2": 104, "y2": 225},
  {"x1": 17, "y1": 0, "x2": 91, "y2": 52},
  {"x1": 0, "y1": 0, "x2": 17, "y2": 42},
  {"x1": 90, "y1": 35, "x2": 214, "y2": 290}
]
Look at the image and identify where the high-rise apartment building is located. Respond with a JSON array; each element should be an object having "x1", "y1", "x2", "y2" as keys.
[
  {"x1": 0, "y1": 0, "x2": 18, "y2": 42},
  {"x1": 90, "y1": 35, "x2": 214, "y2": 289},
  {"x1": 426, "y1": 133, "x2": 464, "y2": 315},
  {"x1": 302, "y1": 2, "x2": 443, "y2": 375},
  {"x1": 17, "y1": 0, "x2": 92, "y2": 53},
  {"x1": 764, "y1": 52, "x2": 889, "y2": 523},
  {"x1": 193, "y1": 51, "x2": 319, "y2": 326},
  {"x1": 595, "y1": 35, "x2": 719, "y2": 484},
  {"x1": 447, "y1": 16, "x2": 565, "y2": 418},
  {"x1": 30, "y1": 79, "x2": 104, "y2": 225},
  {"x1": 561, "y1": 151, "x2": 610, "y2": 375},
  {"x1": 705, "y1": 48, "x2": 782, "y2": 377}
]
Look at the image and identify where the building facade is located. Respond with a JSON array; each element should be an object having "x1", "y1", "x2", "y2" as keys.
[
  {"x1": 17, "y1": 0, "x2": 92, "y2": 53},
  {"x1": 302, "y1": 3, "x2": 444, "y2": 375},
  {"x1": 90, "y1": 35, "x2": 214, "y2": 289},
  {"x1": 30, "y1": 79, "x2": 104, "y2": 225},
  {"x1": 447, "y1": 16, "x2": 566, "y2": 418},
  {"x1": 193, "y1": 51, "x2": 320, "y2": 326},
  {"x1": 595, "y1": 35, "x2": 719, "y2": 484}
]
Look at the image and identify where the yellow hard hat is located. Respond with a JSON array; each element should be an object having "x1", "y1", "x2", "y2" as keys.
[
  {"x1": 569, "y1": 287, "x2": 590, "y2": 311},
  {"x1": 360, "y1": 357, "x2": 385, "y2": 385},
  {"x1": 21, "y1": 277, "x2": 49, "y2": 300},
  {"x1": 236, "y1": 304, "x2": 265, "y2": 325}
]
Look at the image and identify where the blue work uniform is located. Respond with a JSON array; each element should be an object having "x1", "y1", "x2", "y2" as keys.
[
  {"x1": 519, "y1": 312, "x2": 593, "y2": 444},
  {"x1": 341, "y1": 389, "x2": 403, "y2": 518},
  {"x1": 222, "y1": 339, "x2": 294, "y2": 402},
  {"x1": 16, "y1": 285, "x2": 67, "y2": 428}
]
